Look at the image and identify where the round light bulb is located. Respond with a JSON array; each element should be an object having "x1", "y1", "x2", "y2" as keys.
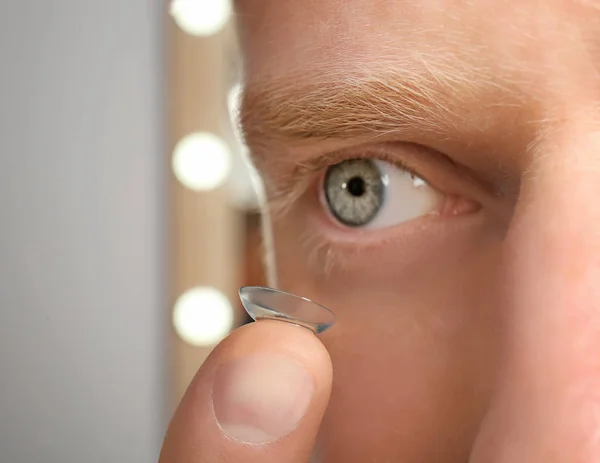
[
  {"x1": 172, "y1": 132, "x2": 232, "y2": 191},
  {"x1": 170, "y1": 0, "x2": 232, "y2": 37},
  {"x1": 173, "y1": 287, "x2": 234, "y2": 346}
]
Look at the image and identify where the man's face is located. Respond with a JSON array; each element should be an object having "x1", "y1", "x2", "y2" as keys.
[{"x1": 235, "y1": 1, "x2": 600, "y2": 461}]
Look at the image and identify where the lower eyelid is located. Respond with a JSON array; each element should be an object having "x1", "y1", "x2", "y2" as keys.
[
  {"x1": 295, "y1": 204, "x2": 434, "y2": 277},
  {"x1": 312, "y1": 174, "x2": 483, "y2": 244}
]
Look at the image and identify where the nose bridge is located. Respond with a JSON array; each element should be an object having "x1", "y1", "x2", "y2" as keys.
[
  {"x1": 509, "y1": 128, "x2": 600, "y2": 373},
  {"x1": 471, "y1": 127, "x2": 600, "y2": 462}
]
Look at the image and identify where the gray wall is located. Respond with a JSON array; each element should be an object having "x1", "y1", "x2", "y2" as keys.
[{"x1": 0, "y1": 2, "x2": 167, "y2": 462}]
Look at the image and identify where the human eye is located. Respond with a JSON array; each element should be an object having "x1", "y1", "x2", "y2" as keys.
[
  {"x1": 323, "y1": 158, "x2": 439, "y2": 229},
  {"x1": 319, "y1": 151, "x2": 480, "y2": 231}
]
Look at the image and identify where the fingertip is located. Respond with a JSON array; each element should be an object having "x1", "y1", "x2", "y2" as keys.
[
  {"x1": 217, "y1": 319, "x2": 333, "y2": 389},
  {"x1": 211, "y1": 320, "x2": 332, "y2": 446},
  {"x1": 160, "y1": 320, "x2": 333, "y2": 463}
]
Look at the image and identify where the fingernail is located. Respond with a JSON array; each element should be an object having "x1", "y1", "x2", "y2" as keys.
[{"x1": 212, "y1": 354, "x2": 314, "y2": 444}]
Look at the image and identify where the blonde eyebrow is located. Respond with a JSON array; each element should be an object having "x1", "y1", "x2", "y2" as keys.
[{"x1": 239, "y1": 61, "x2": 512, "y2": 148}]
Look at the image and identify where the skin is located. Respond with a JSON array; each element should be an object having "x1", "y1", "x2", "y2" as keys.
[{"x1": 160, "y1": 1, "x2": 600, "y2": 461}]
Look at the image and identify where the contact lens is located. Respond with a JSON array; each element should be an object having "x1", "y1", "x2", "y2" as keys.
[{"x1": 238, "y1": 286, "x2": 336, "y2": 334}]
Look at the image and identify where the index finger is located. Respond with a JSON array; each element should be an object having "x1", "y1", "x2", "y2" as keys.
[{"x1": 159, "y1": 320, "x2": 333, "y2": 463}]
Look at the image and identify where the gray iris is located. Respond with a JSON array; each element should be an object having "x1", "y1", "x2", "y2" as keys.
[{"x1": 324, "y1": 159, "x2": 384, "y2": 227}]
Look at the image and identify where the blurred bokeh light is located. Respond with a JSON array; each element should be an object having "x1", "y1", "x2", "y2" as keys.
[
  {"x1": 170, "y1": 0, "x2": 232, "y2": 37},
  {"x1": 173, "y1": 287, "x2": 234, "y2": 346},
  {"x1": 172, "y1": 132, "x2": 232, "y2": 191}
]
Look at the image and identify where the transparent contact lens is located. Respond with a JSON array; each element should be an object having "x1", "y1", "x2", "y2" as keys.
[{"x1": 238, "y1": 286, "x2": 336, "y2": 334}]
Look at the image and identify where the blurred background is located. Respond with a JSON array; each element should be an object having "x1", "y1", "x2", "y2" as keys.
[{"x1": 0, "y1": 1, "x2": 263, "y2": 461}]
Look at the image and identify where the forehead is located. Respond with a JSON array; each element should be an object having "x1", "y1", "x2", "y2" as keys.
[{"x1": 236, "y1": 0, "x2": 600, "y2": 85}]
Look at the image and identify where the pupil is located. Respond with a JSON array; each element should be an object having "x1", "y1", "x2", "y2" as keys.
[{"x1": 346, "y1": 176, "x2": 366, "y2": 197}]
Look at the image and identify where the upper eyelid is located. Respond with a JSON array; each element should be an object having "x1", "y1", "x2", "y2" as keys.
[
  {"x1": 296, "y1": 148, "x2": 419, "y2": 179},
  {"x1": 268, "y1": 141, "x2": 450, "y2": 199}
]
